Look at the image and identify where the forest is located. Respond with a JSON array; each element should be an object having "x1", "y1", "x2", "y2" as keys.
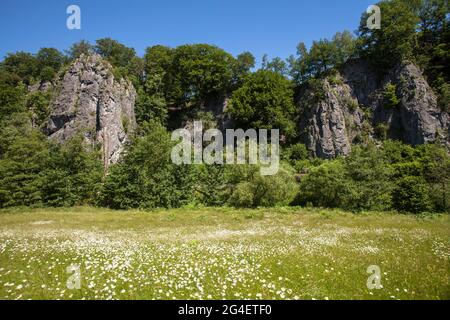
[{"x1": 0, "y1": 0, "x2": 449, "y2": 213}]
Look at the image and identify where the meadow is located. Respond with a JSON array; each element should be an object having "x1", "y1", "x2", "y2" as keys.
[{"x1": 0, "y1": 207, "x2": 448, "y2": 300}]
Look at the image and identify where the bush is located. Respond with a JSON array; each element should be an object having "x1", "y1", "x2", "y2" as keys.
[
  {"x1": 297, "y1": 161, "x2": 352, "y2": 208},
  {"x1": 41, "y1": 136, "x2": 103, "y2": 207},
  {"x1": 229, "y1": 182, "x2": 255, "y2": 208},
  {"x1": 225, "y1": 163, "x2": 298, "y2": 208},
  {"x1": 0, "y1": 129, "x2": 49, "y2": 207},
  {"x1": 98, "y1": 120, "x2": 196, "y2": 209},
  {"x1": 343, "y1": 145, "x2": 394, "y2": 211},
  {"x1": 383, "y1": 83, "x2": 400, "y2": 109},
  {"x1": 283, "y1": 143, "x2": 309, "y2": 162},
  {"x1": 392, "y1": 176, "x2": 433, "y2": 213}
]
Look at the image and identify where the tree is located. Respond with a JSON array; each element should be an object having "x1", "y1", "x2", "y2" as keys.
[
  {"x1": 135, "y1": 75, "x2": 168, "y2": 125},
  {"x1": 67, "y1": 40, "x2": 93, "y2": 59},
  {"x1": 416, "y1": 144, "x2": 450, "y2": 212},
  {"x1": 227, "y1": 70, "x2": 296, "y2": 138},
  {"x1": 392, "y1": 176, "x2": 433, "y2": 213},
  {"x1": 417, "y1": 0, "x2": 450, "y2": 109},
  {"x1": 0, "y1": 129, "x2": 49, "y2": 207},
  {"x1": 298, "y1": 160, "x2": 352, "y2": 208},
  {"x1": 262, "y1": 55, "x2": 289, "y2": 77},
  {"x1": 382, "y1": 83, "x2": 400, "y2": 108},
  {"x1": 26, "y1": 91, "x2": 52, "y2": 128},
  {"x1": 236, "y1": 51, "x2": 255, "y2": 75},
  {"x1": 41, "y1": 136, "x2": 103, "y2": 206},
  {"x1": 290, "y1": 31, "x2": 356, "y2": 84},
  {"x1": 169, "y1": 44, "x2": 237, "y2": 106},
  {"x1": 144, "y1": 45, "x2": 173, "y2": 76},
  {"x1": 94, "y1": 38, "x2": 136, "y2": 69},
  {"x1": 0, "y1": 83, "x2": 27, "y2": 122},
  {"x1": 36, "y1": 48, "x2": 66, "y2": 76},
  {"x1": 226, "y1": 163, "x2": 298, "y2": 208},
  {"x1": 343, "y1": 145, "x2": 394, "y2": 211},
  {"x1": 136, "y1": 45, "x2": 174, "y2": 124},
  {"x1": 1, "y1": 52, "x2": 38, "y2": 84},
  {"x1": 99, "y1": 121, "x2": 195, "y2": 209},
  {"x1": 358, "y1": 0, "x2": 420, "y2": 70}
]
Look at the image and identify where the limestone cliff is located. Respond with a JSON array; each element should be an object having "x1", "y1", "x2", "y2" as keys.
[
  {"x1": 296, "y1": 60, "x2": 449, "y2": 158},
  {"x1": 45, "y1": 54, "x2": 136, "y2": 167}
]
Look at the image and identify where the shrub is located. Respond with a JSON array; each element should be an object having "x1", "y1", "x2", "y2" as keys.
[
  {"x1": 392, "y1": 176, "x2": 433, "y2": 213},
  {"x1": 98, "y1": 120, "x2": 196, "y2": 209},
  {"x1": 297, "y1": 161, "x2": 352, "y2": 208},
  {"x1": 229, "y1": 182, "x2": 255, "y2": 208},
  {"x1": 225, "y1": 163, "x2": 298, "y2": 208},
  {"x1": 383, "y1": 83, "x2": 400, "y2": 109},
  {"x1": 282, "y1": 143, "x2": 309, "y2": 162}
]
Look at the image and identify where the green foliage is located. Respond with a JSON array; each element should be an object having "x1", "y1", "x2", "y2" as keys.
[
  {"x1": 393, "y1": 176, "x2": 433, "y2": 213},
  {"x1": 261, "y1": 55, "x2": 289, "y2": 77},
  {"x1": 282, "y1": 143, "x2": 309, "y2": 162},
  {"x1": 94, "y1": 38, "x2": 142, "y2": 82},
  {"x1": 36, "y1": 48, "x2": 66, "y2": 74},
  {"x1": 0, "y1": 128, "x2": 49, "y2": 207},
  {"x1": 344, "y1": 145, "x2": 394, "y2": 211},
  {"x1": 227, "y1": 70, "x2": 296, "y2": 138},
  {"x1": 170, "y1": 44, "x2": 236, "y2": 105},
  {"x1": 190, "y1": 164, "x2": 226, "y2": 206},
  {"x1": 358, "y1": 0, "x2": 420, "y2": 70},
  {"x1": 306, "y1": 78, "x2": 326, "y2": 102},
  {"x1": 135, "y1": 74, "x2": 168, "y2": 125},
  {"x1": 383, "y1": 83, "x2": 400, "y2": 108},
  {"x1": 99, "y1": 121, "x2": 196, "y2": 209},
  {"x1": 39, "y1": 66, "x2": 56, "y2": 82},
  {"x1": 67, "y1": 40, "x2": 93, "y2": 59},
  {"x1": 0, "y1": 115, "x2": 102, "y2": 208},
  {"x1": 345, "y1": 96, "x2": 359, "y2": 112},
  {"x1": 375, "y1": 122, "x2": 389, "y2": 140},
  {"x1": 434, "y1": 77, "x2": 450, "y2": 112},
  {"x1": 417, "y1": 0, "x2": 450, "y2": 86},
  {"x1": 26, "y1": 90, "x2": 52, "y2": 128},
  {"x1": 1, "y1": 52, "x2": 38, "y2": 85},
  {"x1": 415, "y1": 144, "x2": 450, "y2": 212},
  {"x1": 290, "y1": 31, "x2": 356, "y2": 84},
  {"x1": 225, "y1": 163, "x2": 298, "y2": 208},
  {"x1": 1, "y1": 48, "x2": 65, "y2": 85},
  {"x1": 235, "y1": 51, "x2": 255, "y2": 77},
  {"x1": 0, "y1": 83, "x2": 27, "y2": 122},
  {"x1": 95, "y1": 38, "x2": 136, "y2": 69},
  {"x1": 298, "y1": 161, "x2": 352, "y2": 208},
  {"x1": 41, "y1": 136, "x2": 103, "y2": 206}
]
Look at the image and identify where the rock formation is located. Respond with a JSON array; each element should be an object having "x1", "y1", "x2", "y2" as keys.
[
  {"x1": 296, "y1": 60, "x2": 449, "y2": 158},
  {"x1": 45, "y1": 54, "x2": 136, "y2": 167}
]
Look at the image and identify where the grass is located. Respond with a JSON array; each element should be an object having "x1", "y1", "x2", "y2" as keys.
[{"x1": 0, "y1": 206, "x2": 448, "y2": 300}]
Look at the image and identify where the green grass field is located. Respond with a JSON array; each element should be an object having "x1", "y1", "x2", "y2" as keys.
[{"x1": 0, "y1": 207, "x2": 448, "y2": 300}]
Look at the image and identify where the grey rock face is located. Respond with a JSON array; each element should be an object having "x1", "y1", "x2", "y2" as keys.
[
  {"x1": 387, "y1": 63, "x2": 448, "y2": 145},
  {"x1": 45, "y1": 54, "x2": 136, "y2": 166},
  {"x1": 297, "y1": 60, "x2": 449, "y2": 158},
  {"x1": 28, "y1": 81, "x2": 53, "y2": 93},
  {"x1": 297, "y1": 72, "x2": 369, "y2": 159}
]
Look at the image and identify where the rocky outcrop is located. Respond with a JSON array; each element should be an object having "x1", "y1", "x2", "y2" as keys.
[
  {"x1": 45, "y1": 54, "x2": 136, "y2": 167},
  {"x1": 296, "y1": 60, "x2": 449, "y2": 158},
  {"x1": 297, "y1": 75, "x2": 362, "y2": 158}
]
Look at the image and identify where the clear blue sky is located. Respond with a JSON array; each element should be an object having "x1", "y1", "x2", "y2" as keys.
[{"x1": 0, "y1": 0, "x2": 375, "y2": 65}]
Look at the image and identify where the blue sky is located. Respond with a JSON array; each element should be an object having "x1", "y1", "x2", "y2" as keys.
[{"x1": 0, "y1": 0, "x2": 375, "y2": 65}]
